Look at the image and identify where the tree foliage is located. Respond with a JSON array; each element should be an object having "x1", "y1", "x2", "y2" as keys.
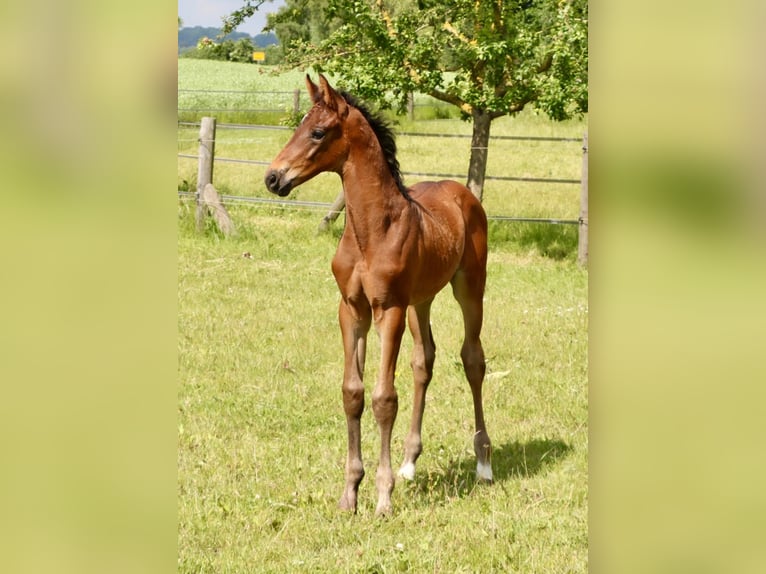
[
  {"x1": 178, "y1": 26, "x2": 277, "y2": 54},
  {"x1": 180, "y1": 37, "x2": 259, "y2": 64},
  {"x1": 265, "y1": 0, "x2": 343, "y2": 55},
  {"x1": 279, "y1": 0, "x2": 587, "y2": 120},
  {"x1": 225, "y1": 0, "x2": 588, "y2": 199}
]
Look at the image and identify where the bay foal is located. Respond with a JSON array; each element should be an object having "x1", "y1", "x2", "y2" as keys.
[{"x1": 265, "y1": 75, "x2": 492, "y2": 515}]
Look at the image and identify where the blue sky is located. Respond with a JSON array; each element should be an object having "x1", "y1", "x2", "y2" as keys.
[{"x1": 178, "y1": 0, "x2": 286, "y2": 36}]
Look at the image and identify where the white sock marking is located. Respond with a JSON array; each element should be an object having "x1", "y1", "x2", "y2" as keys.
[
  {"x1": 476, "y1": 461, "x2": 493, "y2": 481},
  {"x1": 398, "y1": 462, "x2": 416, "y2": 480}
]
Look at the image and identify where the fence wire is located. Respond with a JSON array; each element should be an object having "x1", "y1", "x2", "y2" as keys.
[
  {"x1": 178, "y1": 120, "x2": 584, "y2": 226},
  {"x1": 178, "y1": 191, "x2": 578, "y2": 224},
  {"x1": 177, "y1": 153, "x2": 580, "y2": 185}
]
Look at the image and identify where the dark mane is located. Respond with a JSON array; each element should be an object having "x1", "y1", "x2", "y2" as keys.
[{"x1": 340, "y1": 91, "x2": 411, "y2": 200}]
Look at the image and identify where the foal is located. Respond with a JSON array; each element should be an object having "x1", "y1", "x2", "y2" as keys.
[{"x1": 265, "y1": 75, "x2": 492, "y2": 516}]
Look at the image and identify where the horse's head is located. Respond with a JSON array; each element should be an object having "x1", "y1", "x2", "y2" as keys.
[{"x1": 265, "y1": 74, "x2": 350, "y2": 197}]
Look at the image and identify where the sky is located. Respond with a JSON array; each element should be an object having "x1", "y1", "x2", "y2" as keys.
[{"x1": 178, "y1": 0, "x2": 286, "y2": 37}]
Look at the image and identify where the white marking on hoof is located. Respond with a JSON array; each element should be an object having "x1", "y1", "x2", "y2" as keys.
[
  {"x1": 476, "y1": 461, "x2": 494, "y2": 482},
  {"x1": 398, "y1": 462, "x2": 416, "y2": 481}
]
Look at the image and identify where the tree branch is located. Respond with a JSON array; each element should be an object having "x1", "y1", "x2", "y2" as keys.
[
  {"x1": 429, "y1": 88, "x2": 472, "y2": 115},
  {"x1": 376, "y1": 0, "x2": 397, "y2": 38},
  {"x1": 442, "y1": 21, "x2": 474, "y2": 46},
  {"x1": 220, "y1": 0, "x2": 270, "y2": 36},
  {"x1": 537, "y1": 52, "x2": 554, "y2": 74},
  {"x1": 489, "y1": 94, "x2": 534, "y2": 120}
]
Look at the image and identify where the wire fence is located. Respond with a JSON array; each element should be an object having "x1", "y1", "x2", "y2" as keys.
[
  {"x1": 177, "y1": 120, "x2": 583, "y2": 189},
  {"x1": 177, "y1": 90, "x2": 588, "y2": 263},
  {"x1": 177, "y1": 190, "x2": 580, "y2": 225}
]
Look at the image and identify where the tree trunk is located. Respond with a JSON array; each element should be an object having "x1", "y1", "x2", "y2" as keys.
[{"x1": 466, "y1": 109, "x2": 492, "y2": 202}]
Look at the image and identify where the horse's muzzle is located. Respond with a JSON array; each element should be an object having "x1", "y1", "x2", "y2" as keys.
[{"x1": 264, "y1": 168, "x2": 292, "y2": 197}]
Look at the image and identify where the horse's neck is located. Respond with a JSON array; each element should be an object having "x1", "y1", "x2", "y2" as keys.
[{"x1": 340, "y1": 134, "x2": 410, "y2": 250}]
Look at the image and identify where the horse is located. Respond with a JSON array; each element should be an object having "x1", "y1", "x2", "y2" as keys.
[{"x1": 265, "y1": 74, "x2": 492, "y2": 516}]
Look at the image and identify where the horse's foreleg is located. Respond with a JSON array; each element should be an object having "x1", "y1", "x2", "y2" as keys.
[
  {"x1": 371, "y1": 304, "x2": 406, "y2": 516},
  {"x1": 338, "y1": 299, "x2": 371, "y2": 513},
  {"x1": 399, "y1": 301, "x2": 435, "y2": 481}
]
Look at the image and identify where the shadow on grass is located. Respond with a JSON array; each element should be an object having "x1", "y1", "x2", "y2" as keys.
[
  {"x1": 489, "y1": 438, "x2": 573, "y2": 481},
  {"x1": 406, "y1": 437, "x2": 572, "y2": 503},
  {"x1": 488, "y1": 220, "x2": 578, "y2": 260}
]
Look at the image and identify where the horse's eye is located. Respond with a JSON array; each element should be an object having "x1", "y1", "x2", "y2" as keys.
[{"x1": 310, "y1": 128, "x2": 325, "y2": 141}]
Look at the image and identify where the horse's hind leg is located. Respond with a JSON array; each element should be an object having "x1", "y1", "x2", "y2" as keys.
[
  {"x1": 451, "y1": 270, "x2": 493, "y2": 482},
  {"x1": 399, "y1": 300, "x2": 436, "y2": 481}
]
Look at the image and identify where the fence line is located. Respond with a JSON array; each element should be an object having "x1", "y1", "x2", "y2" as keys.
[
  {"x1": 177, "y1": 122, "x2": 582, "y2": 185},
  {"x1": 181, "y1": 117, "x2": 589, "y2": 264},
  {"x1": 178, "y1": 191, "x2": 579, "y2": 224},
  {"x1": 398, "y1": 131, "x2": 580, "y2": 143},
  {"x1": 179, "y1": 154, "x2": 272, "y2": 167},
  {"x1": 178, "y1": 120, "x2": 579, "y2": 144},
  {"x1": 178, "y1": 121, "x2": 293, "y2": 131},
  {"x1": 178, "y1": 154, "x2": 580, "y2": 185},
  {"x1": 402, "y1": 170, "x2": 579, "y2": 184},
  {"x1": 578, "y1": 134, "x2": 589, "y2": 265},
  {"x1": 178, "y1": 89, "x2": 296, "y2": 95}
]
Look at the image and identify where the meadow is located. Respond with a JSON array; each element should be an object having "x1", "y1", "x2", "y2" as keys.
[{"x1": 178, "y1": 60, "x2": 588, "y2": 572}]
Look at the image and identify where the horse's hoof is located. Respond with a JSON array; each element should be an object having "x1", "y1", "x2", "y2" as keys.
[
  {"x1": 398, "y1": 462, "x2": 416, "y2": 481},
  {"x1": 374, "y1": 501, "x2": 393, "y2": 518},
  {"x1": 338, "y1": 493, "x2": 358, "y2": 513}
]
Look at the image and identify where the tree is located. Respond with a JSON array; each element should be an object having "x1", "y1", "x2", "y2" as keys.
[
  {"x1": 264, "y1": 0, "x2": 342, "y2": 57},
  {"x1": 180, "y1": 37, "x2": 258, "y2": 63},
  {"x1": 226, "y1": 0, "x2": 587, "y2": 201},
  {"x1": 228, "y1": 38, "x2": 258, "y2": 63}
]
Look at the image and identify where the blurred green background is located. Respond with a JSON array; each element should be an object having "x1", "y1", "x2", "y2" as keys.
[{"x1": 1, "y1": 1, "x2": 764, "y2": 573}]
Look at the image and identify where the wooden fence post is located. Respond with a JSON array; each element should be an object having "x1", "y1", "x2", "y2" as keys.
[
  {"x1": 293, "y1": 89, "x2": 301, "y2": 115},
  {"x1": 578, "y1": 133, "x2": 589, "y2": 266},
  {"x1": 196, "y1": 117, "x2": 216, "y2": 231},
  {"x1": 318, "y1": 190, "x2": 346, "y2": 233},
  {"x1": 202, "y1": 183, "x2": 237, "y2": 237}
]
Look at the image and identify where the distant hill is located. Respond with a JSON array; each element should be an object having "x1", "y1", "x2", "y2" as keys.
[{"x1": 178, "y1": 26, "x2": 278, "y2": 53}]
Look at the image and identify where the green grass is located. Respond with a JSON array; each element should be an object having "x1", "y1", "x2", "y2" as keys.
[
  {"x1": 178, "y1": 61, "x2": 311, "y2": 124},
  {"x1": 178, "y1": 205, "x2": 587, "y2": 572}
]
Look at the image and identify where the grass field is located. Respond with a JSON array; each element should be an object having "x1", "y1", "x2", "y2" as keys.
[
  {"x1": 178, "y1": 60, "x2": 588, "y2": 572},
  {"x1": 178, "y1": 208, "x2": 587, "y2": 572}
]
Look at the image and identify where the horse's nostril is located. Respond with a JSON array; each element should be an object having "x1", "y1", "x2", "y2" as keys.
[{"x1": 265, "y1": 171, "x2": 278, "y2": 190}]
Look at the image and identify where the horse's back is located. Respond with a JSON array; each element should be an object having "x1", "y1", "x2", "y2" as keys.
[{"x1": 409, "y1": 180, "x2": 487, "y2": 238}]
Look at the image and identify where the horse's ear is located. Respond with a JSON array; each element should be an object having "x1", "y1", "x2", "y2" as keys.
[
  {"x1": 318, "y1": 74, "x2": 348, "y2": 117},
  {"x1": 306, "y1": 75, "x2": 321, "y2": 104}
]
